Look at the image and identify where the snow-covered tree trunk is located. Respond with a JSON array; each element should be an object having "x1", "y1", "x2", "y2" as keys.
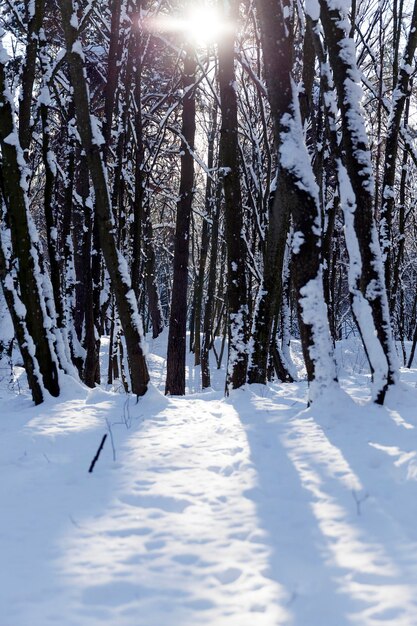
[
  {"x1": 59, "y1": 109, "x2": 86, "y2": 377},
  {"x1": 0, "y1": 37, "x2": 60, "y2": 403},
  {"x1": 39, "y1": 41, "x2": 64, "y2": 328},
  {"x1": 318, "y1": 0, "x2": 398, "y2": 403},
  {"x1": 253, "y1": 0, "x2": 337, "y2": 400},
  {"x1": 0, "y1": 226, "x2": 44, "y2": 405},
  {"x1": 58, "y1": 0, "x2": 149, "y2": 396},
  {"x1": 218, "y1": 1, "x2": 249, "y2": 392}
]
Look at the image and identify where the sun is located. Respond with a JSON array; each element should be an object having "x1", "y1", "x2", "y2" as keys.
[
  {"x1": 144, "y1": 4, "x2": 232, "y2": 47},
  {"x1": 183, "y1": 6, "x2": 229, "y2": 46}
]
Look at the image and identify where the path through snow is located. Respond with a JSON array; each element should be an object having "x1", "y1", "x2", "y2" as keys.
[{"x1": 2, "y1": 341, "x2": 417, "y2": 625}]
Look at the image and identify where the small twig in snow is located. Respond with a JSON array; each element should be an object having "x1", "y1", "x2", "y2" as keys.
[{"x1": 88, "y1": 434, "x2": 107, "y2": 473}]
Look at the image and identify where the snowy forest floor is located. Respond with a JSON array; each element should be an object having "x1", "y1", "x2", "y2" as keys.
[{"x1": 2, "y1": 336, "x2": 417, "y2": 625}]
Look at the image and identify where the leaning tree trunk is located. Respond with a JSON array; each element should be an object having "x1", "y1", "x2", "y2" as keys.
[
  {"x1": 58, "y1": 0, "x2": 149, "y2": 396},
  {"x1": 319, "y1": 0, "x2": 398, "y2": 403},
  {"x1": 218, "y1": 1, "x2": 249, "y2": 392},
  {"x1": 0, "y1": 41, "x2": 60, "y2": 402},
  {"x1": 253, "y1": 0, "x2": 337, "y2": 400},
  {"x1": 165, "y1": 46, "x2": 197, "y2": 395}
]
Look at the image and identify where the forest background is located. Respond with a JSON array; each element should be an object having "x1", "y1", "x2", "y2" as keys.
[{"x1": 0, "y1": 0, "x2": 417, "y2": 405}]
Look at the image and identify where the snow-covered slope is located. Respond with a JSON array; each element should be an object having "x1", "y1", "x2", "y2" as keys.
[{"x1": 1, "y1": 337, "x2": 417, "y2": 625}]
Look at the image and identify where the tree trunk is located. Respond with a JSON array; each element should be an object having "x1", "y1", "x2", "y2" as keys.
[
  {"x1": 19, "y1": 0, "x2": 45, "y2": 152},
  {"x1": 165, "y1": 46, "x2": 197, "y2": 395},
  {"x1": 194, "y1": 106, "x2": 217, "y2": 367},
  {"x1": 0, "y1": 207, "x2": 44, "y2": 405},
  {"x1": 254, "y1": 0, "x2": 337, "y2": 400},
  {"x1": 201, "y1": 186, "x2": 221, "y2": 389},
  {"x1": 218, "y1": 1, "x2": 249, "y2": 392},
  {"x1": 0, "y1": 51, "x2": 60, "y2": 401},
  {"x1": 58, "y1": 0, "x2": 149, "y2": 396},
  {"x1": 319, "y1": 0, "x2": 398, "y2": 403}
]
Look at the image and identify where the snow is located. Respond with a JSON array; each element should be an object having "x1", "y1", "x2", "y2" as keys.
[
  {"x1": 72, "y1": 40, "x2": 85, "y2": 61},
  {"x1": 228, "y1": 305, "x2": 248, "y2": 385},
  {"x1": 292, "y1": 230, "x2": 305, "y2": 254},
  {"x1": 299, "y1": 273, "x2": 338, "y2": 401},
  {"x1": 2, "y1": 337, "x2": 417, "y2": 625},
  {"x1": 279, "y1": 82, "x2": 321, "y2": 201},
  {"x1": 305, "y1": 0, "x2": 320, "y2": 21},
  {"x1": 70, "y1": 13, "x2": 79, "y2": 30},
  {"x1": 91, "y1": 115, "x2": 105, "y2": 147},
  {"x1": 0, "y1": 29, "x2": 11, "y2": 64}
]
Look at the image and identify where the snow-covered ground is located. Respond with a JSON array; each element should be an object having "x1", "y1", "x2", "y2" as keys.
[{"x1": 2, "y1": 335, "x2": 417, "y2": 625}]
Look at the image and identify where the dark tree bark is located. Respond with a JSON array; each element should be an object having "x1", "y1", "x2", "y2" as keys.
[
  {"x1": 19, "y1": 0, "x2": 45, "y2": 152},
  {"x1": 247, "y1": 175, "x2": 292, "y2": 384},
  {"x1": 218, "y1": 1, "x2": 249, "y2": 392},
  {"x1": 143, "y1": 201, "x2": 164, "y2": 338},
  {"x1": 131, "y1": 3, "x2": 145, "y2": 302},
  {"x1": 80, "y1": 157, "x2": 101, "y2": 387},
  {"x1": 201, "y1": 186, "x2": 221, "y2": 389},
  {"x1": 102, "y1": 0, "x2": 123, "y2": 148},
  {"x1": 165, "y1": 46, "x2": 197, "y2": 395},
  {"x1": 58, "y1": 0, "x2": 149, "y2": 396},
  {"x1": 194, "y1": 105, "x2": 217, "y2": 367}
]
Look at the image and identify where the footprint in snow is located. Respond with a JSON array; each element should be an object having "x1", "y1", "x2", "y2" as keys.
[
  {"x1": 120, "y1": 493, "x2": 192, "y2": 513},
  {"x1": 214, "y1": 567, "x2": 242, "y2": 584},
  {"x1": 207, "y1": 464, "x2": 239, "y2": 476},
  {"x1": 172, "y1": 553, "x2": 199, "y2": 565}
]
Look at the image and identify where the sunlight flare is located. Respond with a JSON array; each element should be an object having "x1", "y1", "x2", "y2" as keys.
[{"x1": 143, "y1": 5, "x2": 233, "y2": 46}]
